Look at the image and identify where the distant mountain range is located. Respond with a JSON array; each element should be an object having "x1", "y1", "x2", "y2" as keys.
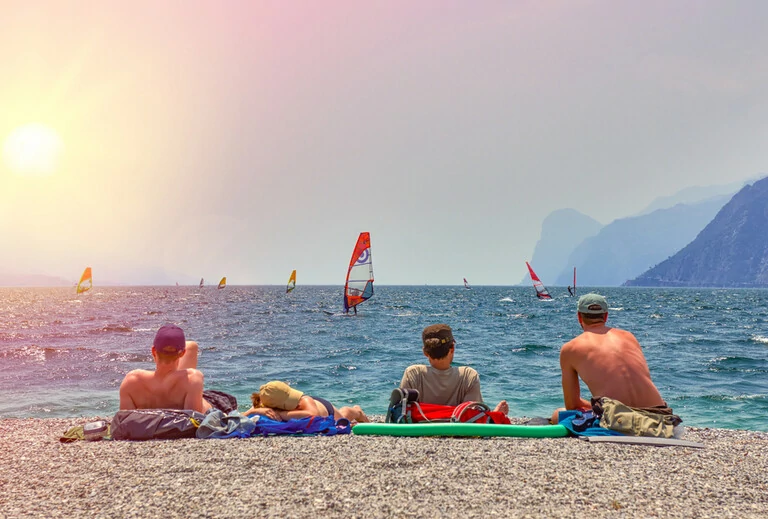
[
  {"x1": 633, "y1": 178, "x2": 754, "y2": 216},
  {"x1": 520, "y1": 209, "x2": 603, "y2": 285},
  {"x1": 0, "y1": 273, "x2": 73, "y2": 287},
  {"x1": 626, "y1": 176, "x2": 768, "y2": 287},
  {"x1": 523, "y1": 178, "x2": 753, "y2": 287},
  {"x1": 554, "y1": 196, "x2": 730, "y2": 287}
]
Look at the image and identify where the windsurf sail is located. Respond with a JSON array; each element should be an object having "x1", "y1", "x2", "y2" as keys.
[
  {"x1": 76, "y1": 267, "x2": 92, "y2": 294},
  {"x1": 525, "y1": 262, "x2": 552, "y2": 300},
  {"x1": 463, "y1": 277, "x2": 471, "y2": 290},
  {"x1": 343, "y1": 232, "x2": 374, "y2": 313},
  {"x1": 286, "y1": 270, "x2": 297, "y2": 293},
  {"x1": 199, "y1": 278, "x2": 204, "y2": 289},
  {"x1": 218, "y1": 277, "x2": 227, "y2": 289}
]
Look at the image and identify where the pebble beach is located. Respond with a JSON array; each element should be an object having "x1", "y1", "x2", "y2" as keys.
[{"x1": 3, "y1": 417, "x2": 767, "y2": 518}]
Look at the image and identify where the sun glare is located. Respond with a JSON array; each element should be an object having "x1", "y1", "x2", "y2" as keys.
[{"x1": 2, "y1": 123, "x2": 64, "y2": 177}]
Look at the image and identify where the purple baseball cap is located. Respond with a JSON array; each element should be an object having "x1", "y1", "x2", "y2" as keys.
[{"x1": 153, "y1": 324, "x2": 186, "y2": 354}]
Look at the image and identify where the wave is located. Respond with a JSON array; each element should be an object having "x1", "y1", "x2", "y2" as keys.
[
  {"x1": 511, "y1": 343, "x2": 551, "y2": 354},
  {"x1": 90, "y1": 325, "x2": 134, "y2": 334},
  {"x1": 498, "y1": 297, "x2": 515, "y2": 303},
  {"x1": 696, "y1": 394, "x2": 767, "y2": 403},
  {"x1": 0, "y1": 345, "x2": 86, "y2": 361},
  {"x1": 751, "y1": 335, "x2": 768, "y2": 345},
  {"x1": 707, "y1": 355, "x2": 768, "y2": 373},
  {"x1": 98, "y1": 351, "x2": 148, "y2": 363}
]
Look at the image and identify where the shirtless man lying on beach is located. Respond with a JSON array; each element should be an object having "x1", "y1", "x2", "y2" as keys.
[
  {"x1": 244, "y1": 381, "x2": 369, "y2": 423},
  {"x1": 551, "y1": 293, "x2": 667, "y2": 423},
  {"x1": 119, "y1": 324, "x2": 236, "y2": 414},
  {"x1": 400, "y1": 324, "x2": 509, "y2": 415}
]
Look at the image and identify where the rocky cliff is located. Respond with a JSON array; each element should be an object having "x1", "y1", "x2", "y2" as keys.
[{"x1": 626, "y1": 176, "x2": 768, "y2": 287}]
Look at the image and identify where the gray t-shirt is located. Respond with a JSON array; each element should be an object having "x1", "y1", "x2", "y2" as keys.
[{"x1": 399, "y1": 365, "x2": 482, "y2": 406}]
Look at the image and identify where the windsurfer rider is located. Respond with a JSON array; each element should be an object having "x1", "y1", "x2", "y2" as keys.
[
  {"x1": 567, "y1": 286, "x2": 574, "y2": 296},
  {"x1": 400, "y1": 324, "x2": 509, "y2": 415}
]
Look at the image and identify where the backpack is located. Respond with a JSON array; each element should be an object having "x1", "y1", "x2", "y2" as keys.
[
  {"x1": 111, "y1": 409, "x2": 205, "y2": 441},
  {"x1": 386, "y1": 388, "x2": 511, "y2": 425}
]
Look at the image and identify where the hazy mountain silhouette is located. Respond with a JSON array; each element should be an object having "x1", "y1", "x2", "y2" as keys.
[
  {"x1": 634, "y1": 178, "x2": 751, "y2": 216},
  {"x1": 626, "y1": 176, "x2": 768, "y2": 287},
  {"x1": 520, "y1": 209, "x2": 603, "y2": 285},
  {"x1": 554, "y1": 196, "x2": 730, "y2": 287},
  {"x1": 0, "y1": 273, "x2": 73, "y2": 287}
]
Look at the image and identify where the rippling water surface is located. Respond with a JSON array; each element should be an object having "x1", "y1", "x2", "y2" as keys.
[{"x1": 1, "y1": 286, "x2": 766, "y2": 431}]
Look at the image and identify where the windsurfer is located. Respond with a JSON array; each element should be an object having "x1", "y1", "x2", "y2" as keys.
[
  {"x1": 567, "y1": 286, "x2": 574, "y2": 296},
  {"x1": 399, "y1": 324, "x2": 509, "y2": 415},
  {"x1": 245, "y1": 381, "x2": 369, "y2": 423},
  {"x1": 550, "y1": 293, "x2": 668, "y2": 423},
  {"x1": 119, "y1": 324, "x2": 237, "y2": 414}
]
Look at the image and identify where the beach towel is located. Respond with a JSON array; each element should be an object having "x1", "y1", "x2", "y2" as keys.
[
  {"x1": 557, "y1": 410, "x2": 623, "y2": 437},
  {"x1": 247, "y1": 414, "x2": 352, "y2": 437}
]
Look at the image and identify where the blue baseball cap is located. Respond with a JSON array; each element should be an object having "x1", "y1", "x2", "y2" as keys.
[{"x1": 153, "y1": 324, "x2": 186, "y2": 354}]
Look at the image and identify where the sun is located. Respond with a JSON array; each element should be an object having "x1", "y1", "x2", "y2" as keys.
[{"x1": 2, "y1": 123, "x2": 64, "y2": 177}]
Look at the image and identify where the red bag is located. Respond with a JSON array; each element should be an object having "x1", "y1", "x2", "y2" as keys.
[{"x1": 386, "y1": 389, "x2": 510, "y2": 425}]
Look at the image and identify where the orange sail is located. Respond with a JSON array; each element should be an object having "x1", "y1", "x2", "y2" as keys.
[
  {"x1": 343, "y1": 232, "x2": 374, "y2": 312},
  {"x1": 286, "y1": 270, "x2": 297, "y2": 293},
  {"x1": 218, "y1": 277, "x2": 227, "y2": 289},
  {"x1": 76, "y1": 267, "x2": 92, "y2": 294}
]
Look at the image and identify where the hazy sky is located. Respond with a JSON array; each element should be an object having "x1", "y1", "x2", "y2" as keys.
[{"x1": 1, "y1": 1, "x2": 766, "y2": 285}]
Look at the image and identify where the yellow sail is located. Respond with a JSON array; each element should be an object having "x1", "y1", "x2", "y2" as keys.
[
  {"x1": 286, "y1": 270, "x2": 296, "y2": 293},
  {"x1": 218, "y1": 276, "x2": 227, "y2": 289},
  {"x1": 76, "y1": 267, "x2": 92, "y2": 294}
]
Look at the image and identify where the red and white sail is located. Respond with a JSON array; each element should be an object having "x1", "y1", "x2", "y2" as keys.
[
  {"x1": 344, "y1": 232, "x2": 374, "y2": 312},
  {"x1": 525, "y1": 262, "x2": 552, "y2": 300}
]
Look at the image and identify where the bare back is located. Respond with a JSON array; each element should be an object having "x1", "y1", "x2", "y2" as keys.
[
  {"x1": 560, "y1": 325, "x2": 664, "y2": 409},
  {"x1": 119, "y1": 367, "x2": 210, "y2": 413}
]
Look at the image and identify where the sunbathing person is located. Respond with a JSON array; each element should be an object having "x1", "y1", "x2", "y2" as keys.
[
  {"x1": 244, "y1": 381, "x2": 369, "y2": 423},
  {"x1": 119, "y1": 324, "x2": 237, "y2": 414},
  {"x1": 400, "y1": 324, "x2": 509, "y2": 414},
  {"x1": 551, "y1": 293, "x2": 668, "y2": 423}
]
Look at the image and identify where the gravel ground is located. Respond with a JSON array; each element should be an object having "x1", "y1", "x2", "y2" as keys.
[{"x1": 1, "y1": 417, "x2": 767, "y2": 518}]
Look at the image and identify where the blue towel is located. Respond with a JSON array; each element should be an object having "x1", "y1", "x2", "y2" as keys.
[
  {"x1": 248, "y1": 414, "x2": 352, "y2": 436},
  {"x1": 558, "y1": 410, "x2": 623, "y2": 437},
  {"x1": 197, "y1": 411, "x2": 352, "y2": 438}
]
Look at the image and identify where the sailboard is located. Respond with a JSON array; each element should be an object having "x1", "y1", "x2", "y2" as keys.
[
  {"x1": 286, "y1": 270, "x2": 297, "y2": 293},
  {"x1": 525, "y1": 262, "x2": 552, "y2": 300},
  {"x1": 76, "y1": 267, "x2": 92, "y2": 295},
  {"x1": 463, "y1": 277, "x2": 471, "y2": 290},
  {"x1": 343, "y1": 232, "x2": 374, "y2": 313},
  {"x1": 199, "y1": 278, "x2": 204, "y2": 289},
  {"x1": 218, "y1": 277, "x2": 227, "y2": 289}
]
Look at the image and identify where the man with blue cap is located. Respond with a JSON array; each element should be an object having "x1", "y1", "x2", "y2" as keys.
[{"x1": 119, "y1": 324, "x2": 236, "y2": 413}]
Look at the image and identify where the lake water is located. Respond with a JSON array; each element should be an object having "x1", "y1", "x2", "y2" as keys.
[{"x1": 1, "y1": 286, "x2": 766, "y2": 431}]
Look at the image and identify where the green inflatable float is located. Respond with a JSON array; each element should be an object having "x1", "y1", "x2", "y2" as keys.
[{"x1": 352, "y1": 422, "x2": 568, "y2": 438}]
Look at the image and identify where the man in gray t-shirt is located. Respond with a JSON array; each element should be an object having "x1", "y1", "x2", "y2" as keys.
[{"x1": 400, "y1": 324, "x2": 508, "y2": 414}]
